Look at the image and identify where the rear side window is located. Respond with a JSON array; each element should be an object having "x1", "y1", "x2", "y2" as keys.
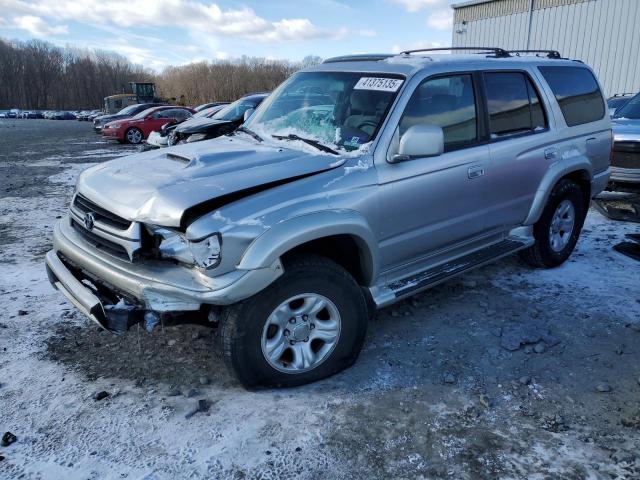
[
  {"x1": 538, "y1": 66, "x2": 605, "y2": 126},
  {"x1": 399, "y1": 74, "x2": 477, "y2": 151},
  {"x1": 483, "y1": 72, "x2": 547, "y2": 138}
]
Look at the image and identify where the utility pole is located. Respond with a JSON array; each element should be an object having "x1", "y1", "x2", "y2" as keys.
[{"x1": 526, "y1": 0, "x2": 534, "y2": 49}]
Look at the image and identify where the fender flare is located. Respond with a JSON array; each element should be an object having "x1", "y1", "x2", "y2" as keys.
[
  {"x1": 237, "y1": 209, "x2": 379, "y2": 284},
  {"x1": 523, "y1": 155, "x2": 593, "y2": 225}
]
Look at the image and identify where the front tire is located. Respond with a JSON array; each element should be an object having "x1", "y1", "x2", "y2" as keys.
[
  {"x1": 520, "y1": 179, "x2": 586, "y2": 268},
  {"x1": 125, "y1": 127, "x2": 143, "y2": 144},
  {"x1": 219, "y1": 255, "x2": 368, "y2": 388}
]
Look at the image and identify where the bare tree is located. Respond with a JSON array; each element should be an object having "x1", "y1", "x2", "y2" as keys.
[{"x1": 0, "y1": 37, "x2": 321, "y2": 109}]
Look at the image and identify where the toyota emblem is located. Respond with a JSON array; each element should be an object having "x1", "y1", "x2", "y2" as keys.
[{"x1": 84, "y1": 212, "x2": 95, "y2": 231}]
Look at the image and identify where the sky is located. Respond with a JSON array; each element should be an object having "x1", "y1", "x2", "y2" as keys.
[{"x1": 0, "y1": 0, "x2": 459, "y2": 71}]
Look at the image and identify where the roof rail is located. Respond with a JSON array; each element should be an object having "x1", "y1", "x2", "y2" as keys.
[
  {"x1": 323, "y1": 54, "x2": 394, "y2": 64},
  {"x1": 509, "y1": 49, "x2": 562, "y2": 59},
  {"x1": 400, "y1": 46, "x2": 510, "y2": 58}
]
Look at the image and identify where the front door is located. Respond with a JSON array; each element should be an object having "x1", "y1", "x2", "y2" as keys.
[{"x1": 376, "y1": 73, "x2": 491, "y2": 271}]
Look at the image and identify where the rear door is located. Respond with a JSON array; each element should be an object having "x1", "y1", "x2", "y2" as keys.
[{"x1": 482, "y1": 70, "x2": 554, "y2": 231}]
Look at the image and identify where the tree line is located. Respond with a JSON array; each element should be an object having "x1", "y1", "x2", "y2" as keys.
[
  {"x1": 0, "y1": 37, "x2": 321, "y2": 110},
  {"x1": 0, "y1": 39, "x2": 152, "y2": 110}
]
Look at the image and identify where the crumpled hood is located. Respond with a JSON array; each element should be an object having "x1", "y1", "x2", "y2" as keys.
[
  {"x1": 176, "y1": 118, "x2": 234, "y2": 134},
  {"x1": 612, "y1": 118, "x2": 640, "y2": 140},
  {"x1": 76, "y1": 135, "x2": 343, "y2": 227}
]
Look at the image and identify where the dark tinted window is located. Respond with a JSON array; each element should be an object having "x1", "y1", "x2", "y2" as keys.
[
  {"x1": 539, "y1": 66, "x2": 605, "y2": 126},
  {"x1": 483, "y1": 72, "x2": 547, "y2": 137},
  {"x1": 527, "y1": 78, "x2": 546, "y2": 130},
  {"x1": 400, "y1": 74, "x2": 477, "y2": 150},
  {"x1": 613, "y1": 93, "x2": 640, "y2": 119}
]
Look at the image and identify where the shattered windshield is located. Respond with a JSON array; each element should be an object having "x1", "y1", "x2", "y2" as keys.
[{"x1": 245, "y1": 71, "x2": 404, "y2": 153}]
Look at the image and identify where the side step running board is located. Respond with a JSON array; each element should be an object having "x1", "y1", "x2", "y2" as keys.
[{"x1": 372, "y1": 238, "x2": 527, "y2": 308}]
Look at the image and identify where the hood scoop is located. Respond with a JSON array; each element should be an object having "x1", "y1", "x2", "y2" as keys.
[{"x1": 166, "y1": 152, "x2": 192, "y2": 164}]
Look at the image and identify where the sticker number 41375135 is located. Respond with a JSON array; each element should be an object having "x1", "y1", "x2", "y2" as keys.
[{"x1": 354, "y1": 77, "x2": 404, "y2": 92}]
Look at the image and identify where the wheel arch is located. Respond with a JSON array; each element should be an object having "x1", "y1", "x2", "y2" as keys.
[
  {"x1": 237, "y1": 210, "x2": 379, "y2": 286},
  {"x1": 524, "y1": 158, "x2": 593, "y2": 225}
]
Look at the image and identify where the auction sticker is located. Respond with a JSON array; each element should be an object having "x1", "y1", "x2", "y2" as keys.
[{"x1": 354, "y1": 77, "x2": 403, "y2": 92}]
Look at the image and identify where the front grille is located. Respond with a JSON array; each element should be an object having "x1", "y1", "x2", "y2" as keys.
[
  {"x1": 73, "y1": 194, "x2": 131, "y2": 230},
  {"x1": 612, "y1": 150, "x2": 640, "y2": 170},
  {"x1": 614, "y1": 141, "x2": 640, "y2": 153},
  {"x1": 71, "y1": 219, "x2": 130, "y2": 260}
]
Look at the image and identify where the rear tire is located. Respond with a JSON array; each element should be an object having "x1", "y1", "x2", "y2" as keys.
[
  {"x1": 520, "y1": 179, "x2": 586, "y2": 268},
  {"x1": 219, "y1": 255, "x2": 368, "y2": 388}
]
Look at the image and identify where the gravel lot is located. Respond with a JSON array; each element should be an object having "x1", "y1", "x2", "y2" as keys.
[{"x1": 1, "y1": 119, "x2": 639, "y2": 479}]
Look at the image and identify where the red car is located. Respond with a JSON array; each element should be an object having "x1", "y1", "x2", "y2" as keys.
[{"x1": 102, "y1": 106, "x2": 195, "y2": 144}]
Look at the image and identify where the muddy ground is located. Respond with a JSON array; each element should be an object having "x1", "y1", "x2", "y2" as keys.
[{"x1": 0, "y1": 119, "x2": 639, "y2": 479}]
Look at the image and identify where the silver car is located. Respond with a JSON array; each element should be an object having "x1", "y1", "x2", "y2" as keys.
[
  {"x1": 46, "y1": 48, "x2": 611, "y2": 387},
  {"x1": 610, "y1": 92, "x2": 640, "y2": 189}
]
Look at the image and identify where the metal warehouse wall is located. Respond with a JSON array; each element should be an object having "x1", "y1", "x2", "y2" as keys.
[{"x1": 452, "y1": 0, "x2": 640, "y2": 95}]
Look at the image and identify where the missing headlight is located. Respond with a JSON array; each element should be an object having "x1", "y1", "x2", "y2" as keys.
[{"x1": 188, "y1": 233, "x2": 222, "y2": 269}]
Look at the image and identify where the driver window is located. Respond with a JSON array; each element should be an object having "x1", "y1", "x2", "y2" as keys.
[{"x1": 399, "y1": 74, "x2": 477, "y2": 151}]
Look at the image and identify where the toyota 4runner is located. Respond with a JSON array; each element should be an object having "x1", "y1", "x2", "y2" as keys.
[{"x1": 46, "y1": 48, "x2": 611, "y2": 388}]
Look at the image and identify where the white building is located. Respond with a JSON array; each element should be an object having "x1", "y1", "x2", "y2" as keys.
[{"x1": 451, "y1": 0, "x2": 640, "y2": 95}]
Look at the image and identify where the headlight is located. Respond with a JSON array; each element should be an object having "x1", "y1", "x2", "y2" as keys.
[
  {"x1": 188, "y1": 233, "x2": 222, "y2": 269},
  {"x1": 186, "y1": 133, "x2": 207, "y2": 143}
]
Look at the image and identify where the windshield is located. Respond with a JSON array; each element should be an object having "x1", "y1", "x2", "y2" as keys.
[
  {"x1": 212, "y1": 99, "x2": 260, "y2": 122},
  {"x1": 132, "y1": 107, "x2": 158, "y2": 120},
  {"x1": 245, "y1": 72, "x2": 404, "y2": 153},
  {"x1": 194, "y1": 105, "x2": 222, "y2": 118},
  {"x1": 613, "y1": 93, "x2": 640, "y2": 119},
  {"x1": 117, "y1": 104, "x2": 143, "y2": 116}
]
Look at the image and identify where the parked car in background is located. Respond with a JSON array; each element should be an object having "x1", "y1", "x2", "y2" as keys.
[
  {"x1": 607, "y1": 93, "x2": 635, "y2": 117},
  {"x1": 93, "y1": 103, "x2": 165, "y2": 133},
  {"x1": 88, "y1": 110, "x2": 103, "y2": 121},
  {"x1": 146, "y1": 103, "x2": 228, "y2": 148},
  {"x1": 52, "y1": 111, "x2": 76, "y2": 120},
  {"x1": 168, "y1": 93, "x2": 267, "y2": 145},
  {"x1": 46, "y1": 49, "x2": 611, "y2": 387},
  {"x1": 102, "y1": 105, "x2": 195, "y2": 144},
  {"x1": 194, "y1": 101, "x2": 229, "y2": 112},
  {"x1": 610, "y1": 92, "x2": 640, "y2": 190}
]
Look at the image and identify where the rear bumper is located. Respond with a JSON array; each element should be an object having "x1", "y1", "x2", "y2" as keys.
[{"x1": 46, "y1": 218, "x2": 283, "y2": 324}]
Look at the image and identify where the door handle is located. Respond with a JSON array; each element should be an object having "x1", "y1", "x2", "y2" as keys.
[
  {"x1": 467, "y1": 166, "x2": 485, "y2": 179},
  {"x1": 544, "y1": 148, "x2": 558, "y2": 160}
]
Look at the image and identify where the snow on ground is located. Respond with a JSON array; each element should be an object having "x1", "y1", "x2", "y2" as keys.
[{"x1": 1, "y1": 120, "x2": 639, "y2": 479}]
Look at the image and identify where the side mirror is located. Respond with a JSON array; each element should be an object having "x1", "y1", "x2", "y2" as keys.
[
  {"x1": 243, "y1": 108, "x2": 255, "y2": 122},
  {"x1": 390, "y1": 124, "x2": 444, "y2": 163}
]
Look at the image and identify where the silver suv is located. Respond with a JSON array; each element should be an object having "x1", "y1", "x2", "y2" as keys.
[{"x1": 46, "y1": 48, "x2": 611, "y2": 388}]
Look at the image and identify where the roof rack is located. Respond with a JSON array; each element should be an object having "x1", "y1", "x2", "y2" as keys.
[
  {"x1": 400, "y1": 46, "x2": 510, "y2": 58},
  {"x1": 508, "y1": 49, "x2": 562, "y2": 59},
  {"x1": 323, "y1": 54, "x2": 394, "y2": 64}
]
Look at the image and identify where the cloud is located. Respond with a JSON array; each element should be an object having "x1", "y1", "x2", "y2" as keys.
[
  {"x1": 427, "y1": 9, "x2": 453, "y2": 31},
  {"x1": 391, "y1": 40, "x2": 443, "y2": 53},
  {"x1": 358, "y1": 29, "x2": 378, "y2": 38},
  {"x1": 11, "y1": 15, "x2": 68, "y2": 36},
  {"x1": 389, "y1": 0, "x2": 447, "y2": 12},
  {"x1": 0, "y1": 0, "x2": 341, "y2": 43}
]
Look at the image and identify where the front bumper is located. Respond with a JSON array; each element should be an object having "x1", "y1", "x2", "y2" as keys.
[
  {"x1": 102, "y1": 128, "x2": 123, "y2": 140},
  {"x1": 46, "y1": 218, "x2": 283, "y2": 327},
  {"x1": 610, "y1": 166, "x2": 640, "y2": 184}
]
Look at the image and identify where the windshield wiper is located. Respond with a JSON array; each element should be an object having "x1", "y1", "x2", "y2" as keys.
[
  {"x1": 237, "y1": 126, "x2": 263, "y2": 142},
  {"x1": 272, "y1": 134, "x2": 339, "y2": 155}
]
